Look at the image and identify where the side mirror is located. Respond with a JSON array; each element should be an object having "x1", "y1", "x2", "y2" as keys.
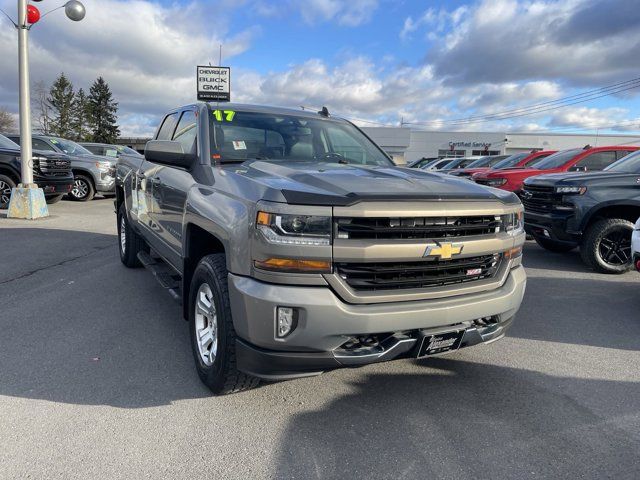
[{"x1": 144, "y1": 140, "x2": 196, "y2": 169}]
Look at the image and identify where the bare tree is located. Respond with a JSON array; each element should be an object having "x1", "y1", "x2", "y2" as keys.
[
  {"x1": 0, "y1": 106, "x2": 16, "y2": 133},
  {"x1": 32, "y1": 80, "x2": 52, "y2": 135}
]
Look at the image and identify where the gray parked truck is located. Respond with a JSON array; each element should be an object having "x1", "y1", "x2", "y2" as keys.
[
  {"x1": 115, "y1": 103, "x2": 526, "y2": 394},
  {"x1": 7, "y1": 134, "x2": 117, "y2": 201}
]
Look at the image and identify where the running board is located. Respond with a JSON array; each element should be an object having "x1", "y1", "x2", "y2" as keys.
[{"x1": 137, "y1": 251, "x2": 182, "y2": 304}]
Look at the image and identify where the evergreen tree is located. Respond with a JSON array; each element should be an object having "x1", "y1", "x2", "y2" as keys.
[
  {"x1": 47, "y1": 73, "x2": 75, "y2": 138},
  {"x1": 87, "y1": 77, "x2": 120, "y2": 143},
  {"x1": 71, "y1": 88, "x2": 90, "y2": 141}
]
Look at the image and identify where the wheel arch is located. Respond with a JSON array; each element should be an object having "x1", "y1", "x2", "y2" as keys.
[
  {"x1": 182, "y1": 222, "x2": 226, "y2": 320},
  {"x1": 581, "y1": 201, "x2": 640, "y2": 231},
  {"x1": 71, "y1": 168, "x2": 97, "y2": 188},
  {"x1": 0, "y1": 164, "x2": 20, "y2": 184}
]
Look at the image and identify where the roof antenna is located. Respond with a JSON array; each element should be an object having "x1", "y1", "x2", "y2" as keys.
[{"x1": 318, "y1": 106, "x2": 330, "y2": 117}]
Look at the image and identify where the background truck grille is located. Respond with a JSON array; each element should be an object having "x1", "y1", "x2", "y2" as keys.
[
  {"x1": 34, "y1": 157, "x2": 71, "y2": 177},
  {"x1": 335, "y1": 254, "x2": 501, "y2": 291},
  {"x1": 336, "y1": 215, "x2": 501, "y2": 240},
  {"x1": 520, "y1": 185, "x2": 556, "y2": 213}
]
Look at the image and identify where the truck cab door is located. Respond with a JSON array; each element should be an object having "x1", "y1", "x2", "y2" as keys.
[{"x1": 150, "y1": 110, "x2": 198, "y2": 268}]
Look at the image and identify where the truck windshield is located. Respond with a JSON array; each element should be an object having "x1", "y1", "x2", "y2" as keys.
[
  {"x1": 209, "y1": 109, "x2": 393, "y2": 166},
  {"x1": 532, "y1": 148, "x2": 582, "y2": 170},
  {"x1": 491, "y1": 152, "x2": 528, "y2": 169},
  {"x1": 49, "y1": 137, "x2": 93, "y2": 156},
  {"x1": 0, "y1": 134, "x2": 19, "y2": 150},
  {"x1": 605, "y1": 150, "x2": 640, "y2": 173}
]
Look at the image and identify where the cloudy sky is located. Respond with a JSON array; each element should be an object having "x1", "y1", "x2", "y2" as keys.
[{"x1": 0, "y1": 0, "x2": 639, "y2": 136}]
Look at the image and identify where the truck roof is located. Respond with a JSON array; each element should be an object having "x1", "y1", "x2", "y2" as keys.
[{"x1": 176, "y1": 102, "x2": 348, "y2": 122}]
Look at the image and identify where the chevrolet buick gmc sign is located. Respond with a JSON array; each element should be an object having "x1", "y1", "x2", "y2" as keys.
[{"x1": 197, "y1": 66, "x2": 230, "y2": 101}]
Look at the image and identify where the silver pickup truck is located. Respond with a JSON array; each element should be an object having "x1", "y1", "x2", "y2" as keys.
[{"x1": 115, "y1": 103, "x2": 526, "y2": 394}]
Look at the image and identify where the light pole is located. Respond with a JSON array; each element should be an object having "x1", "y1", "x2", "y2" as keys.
[{"x1": 7, "y1": 0, "x2": 85, "y2": 219}]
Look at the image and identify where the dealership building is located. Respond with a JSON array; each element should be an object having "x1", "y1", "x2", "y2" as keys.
[{"x1": 361, "y1": 128, "x2": 640, "y2": 165}]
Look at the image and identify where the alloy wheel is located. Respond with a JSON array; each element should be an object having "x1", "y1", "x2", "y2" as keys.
[
  {"x1": 194, "y1": 283, "x2": 218, "y2": 366},
  {"x1": 0, "y1": 180, "x2": 11, "y2": 206},
  {"x1": 72, "y1": 179, "x2": 89, "y2": 199},
  {"x1": 120, "y1": 216, "x2": 127, "y2": 255},
  {"x1": 598, "y1": 227, "x2": 633, "y2": 266}
]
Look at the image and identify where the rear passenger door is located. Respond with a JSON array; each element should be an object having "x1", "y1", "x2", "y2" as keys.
[{"x1": 572, "y1": 150, "x2": 618, "y2": 171}]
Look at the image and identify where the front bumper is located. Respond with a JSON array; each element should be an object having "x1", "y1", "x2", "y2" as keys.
[
  {"x1": 95, "y1": 173, "x2": 116, "y2": 193},
  {"x1": 229, "y1": 265, "x2": 526, "y2": 379},
  {"x1": 34, "y1": 175, "x2": 74, "y2": 197},
  {"x1": 524, "y1": 210, "x2": 580, "y2": 245}
]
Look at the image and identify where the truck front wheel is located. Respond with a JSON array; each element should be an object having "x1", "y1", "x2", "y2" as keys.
[
  {"x1": 580, "y1": 218, "x2": 634, "y2": 274},
  {"x1": 189, "y1": 254, "x2": 259, "y2": 395}
]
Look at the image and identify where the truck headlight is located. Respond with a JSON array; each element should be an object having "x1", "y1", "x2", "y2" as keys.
[
  {"x1": 503, "y1": 210, "x2": 523, "y2": 235},
  {"x1": 555, "y1": 186, "x2": 586, "y2": 194},
  {"x1": 483, "y1": 178, "x2": 507, "y2": 187},
  {"x1": 256, "y1": 211, "x2": 331, "y2": 246},
  {"x1": 95, "y1": 161, "x2": 113, "y2": 172}
]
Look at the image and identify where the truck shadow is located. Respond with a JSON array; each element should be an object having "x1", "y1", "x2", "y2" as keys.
[
  {"x1": 522, "y1": 240, "x2": 591, "y2": 274},
  {"x1": 272, "y1": 360, "x2": 640, "y2": 479},
  {"x1": 510, "y1": 269, "x2": 640, "y2": 351}
]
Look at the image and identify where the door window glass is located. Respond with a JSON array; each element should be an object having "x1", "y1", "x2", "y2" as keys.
[
  {"x1": 573, "y1": 151, "x2": 617, "y2": 171},
  {"x1": 173, "y1": 111, "x2": 197, "y2": 153},
  {"x1": 157, "y1": 114, "x2": 179, "y2": 140},
  {"x1": 33, "y1": 138, "x2": 56, "y2": 151}
]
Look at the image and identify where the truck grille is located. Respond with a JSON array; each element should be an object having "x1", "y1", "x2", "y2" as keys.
[
  {"x1": 34, "y1": 156, "x2": 71, "y2": 177},
  {"x1": 336, "y1": 215, "x2": 501, "y2": 240},
  {"x1": 520, "y1": 185, "x2": 557, "y2": 213},
  {"x1": 336, "y1": 254, "x2": 501, "y2": 291}
]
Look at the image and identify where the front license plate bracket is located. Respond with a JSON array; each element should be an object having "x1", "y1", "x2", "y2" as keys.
[{"x1": 417, "y1": 330, "x2": 465, "y2": 357}]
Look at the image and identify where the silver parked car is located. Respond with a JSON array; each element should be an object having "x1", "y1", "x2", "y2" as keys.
[{"x1": 8, "y1": 135, "x2": 117, "y2": 201}]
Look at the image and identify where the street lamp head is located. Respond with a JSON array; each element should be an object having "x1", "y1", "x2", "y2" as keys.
[{"x1": 64, "y1": 0, "x2": 86, "y2": 21}]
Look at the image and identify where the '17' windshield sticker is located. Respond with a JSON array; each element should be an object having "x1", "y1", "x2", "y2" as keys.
[{"x1": 212, "y1": 110, "x2": 236, "y2": 122}]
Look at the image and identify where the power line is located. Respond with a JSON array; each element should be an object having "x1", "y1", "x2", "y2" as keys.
[{"x1": 403, "y1": 77, "x2": 640, "y2": 127}]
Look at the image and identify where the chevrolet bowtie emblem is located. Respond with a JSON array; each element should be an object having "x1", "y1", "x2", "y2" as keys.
[{"x1": 424, "y1": 242, "x2": 464, "y2": 260}]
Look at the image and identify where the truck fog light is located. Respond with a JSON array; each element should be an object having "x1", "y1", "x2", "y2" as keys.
[{"x1": 276, "y1": 307, "x2": 298, "y2": 338}]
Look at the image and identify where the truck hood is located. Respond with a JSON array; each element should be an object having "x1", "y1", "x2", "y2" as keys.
[
  {"x1": 231, "y1": 161, "x2": 519, "y2": 206},
  {"x1": 526, "y1": 171, "x2": 640, "y2": 186}
]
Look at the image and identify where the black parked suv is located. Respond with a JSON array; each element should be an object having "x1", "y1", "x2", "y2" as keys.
[
  {"x1": 522, "y1": 149, "x2": 640, "y2": 273},
  {"x1": 0, "y1": 133, "x2": 73, "y2": 208}
]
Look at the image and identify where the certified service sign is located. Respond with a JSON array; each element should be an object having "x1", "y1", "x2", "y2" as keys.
[{"x1": 197, "y1": 66, "x2": 230, "y2": 102}]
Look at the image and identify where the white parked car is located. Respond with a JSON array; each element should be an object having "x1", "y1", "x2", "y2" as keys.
[{"x1": 633, "y1": 217, "x2": 640, "y2": 272}]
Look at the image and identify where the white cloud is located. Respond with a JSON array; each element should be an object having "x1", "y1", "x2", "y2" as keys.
[
  {"x1": 0, "y1": 0, "x2": 258, "y2": 135},
  {"x1": 421, "y1": 0, "x2": 640, "y2": 87}
]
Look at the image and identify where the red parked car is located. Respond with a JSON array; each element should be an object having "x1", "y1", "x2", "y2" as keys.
[
  {"x1": 472, "y1": 146, "x2": 638, "y2": 193},
  {"x1": 458, "y1": 150, "x2": 556, "y2": 179}
]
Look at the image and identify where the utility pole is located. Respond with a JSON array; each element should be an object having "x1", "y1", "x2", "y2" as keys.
[{"x1": 7, "y1": 0, "x2": 86, "y2": 219}]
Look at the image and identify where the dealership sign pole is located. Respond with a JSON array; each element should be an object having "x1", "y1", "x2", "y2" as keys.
[{"x1": 7, "y1": 0, "x2": 86, "y2": 219}]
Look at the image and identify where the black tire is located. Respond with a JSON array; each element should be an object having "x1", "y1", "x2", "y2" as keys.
[
  {"x1": 45, "y1": 194, "x2": 64, "y2": 204},
  {"x1": 580, "y1": 218, "x2": 635, "y2": 274},
  {"x1": 534, "y1": 236, "x2": 577, "y2": 253},
  {"x1": 189, "y1": 254, "x2": 259, "y2": 395},
  {"x1": 68, "y1": 174, "x2": 95, "y2": 201},
  {"x1": 117, "y1": 203, "x2": 147, "y2": 268},
  {"x1": 0, "y1": 174, "x2": 16, "y2": 210}
]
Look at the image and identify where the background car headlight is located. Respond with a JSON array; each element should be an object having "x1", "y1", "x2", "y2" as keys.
[
  {"x1": 256, "y1": 211, "x2": 331, "y2": 246},
  {"x1": 484, "y1": 178, "x2": 507, "y2": 187},
  {"x1": 555, "y1": 186, "x2": 586, "y2": 194},
  {"x1": 95, "y1": 161, "x2": 113, "y2": 172},
  {"x1": 502, "y1": 210, "x2": 524, "y2": 235}
]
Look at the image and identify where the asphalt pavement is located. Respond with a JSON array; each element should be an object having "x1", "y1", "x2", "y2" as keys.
[{"x1": 1, "y1": 199, "x2": 639, "y2": 479}]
